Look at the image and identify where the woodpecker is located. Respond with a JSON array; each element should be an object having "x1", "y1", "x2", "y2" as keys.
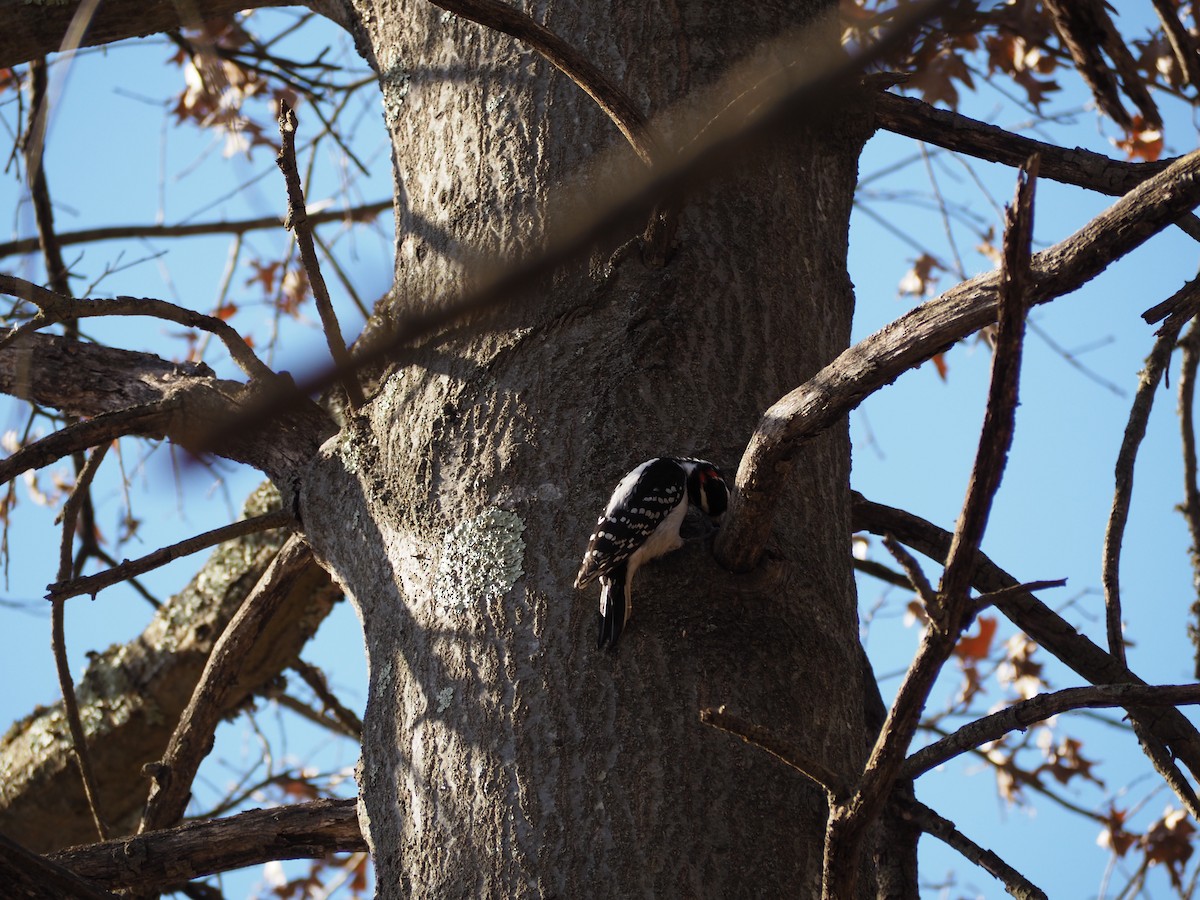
[{"x1": 574, "y1": 457, "x2": 729, "y2": 650}]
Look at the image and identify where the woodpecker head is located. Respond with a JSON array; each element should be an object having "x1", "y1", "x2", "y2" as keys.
[{"x1": 684, "y1": 460, "x2": 729, "y2": 518}]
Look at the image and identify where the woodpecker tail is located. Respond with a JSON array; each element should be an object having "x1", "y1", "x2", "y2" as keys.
[{"x1": 597, "y1": 565, "x2": 632, "y2": 651}]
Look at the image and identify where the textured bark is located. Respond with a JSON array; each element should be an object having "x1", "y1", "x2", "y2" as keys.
[
  {"x1": 0, "y1": 485, "x2": 341, "y2": 852},
  {"x1": 296, "y1": 1, "x2": 872, "y2": 896}
]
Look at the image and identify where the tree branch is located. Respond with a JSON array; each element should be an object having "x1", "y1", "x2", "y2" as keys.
[
  {"x1": 1180, "y1": 321, "x2": 1200, "y2": 678},
  {"x1": 901, "y1": 799, "x2": 1048, "y2": 900},
  {"x1": 47, "y1": 510, "x2": 295, "y2": 602},
  {"x1": 139, "y1": 535, "x2": 318, "y2": 833},
  {"x1": 0, "y1": 200, "x2": 392, "y2": 261},
  {"x1": 699, "y1": 707, "x2": 850, "y2": 799},
  {"x1": 52, "y1": 444, "x2": 111, "y2": 842},
  {"x1": 275, "y1": 101, "x2": 363, "y2": 408},
  {"x1": 822, "y1": 159, "x2": 1038, "y2": 900},
  {"x1": 426, "y1": 0, "x2": 656, "y2": 165},
  {"x1": 0, "y1": 329, "x2": 336, "y2": 485},
  {"x1": 0, "y1": 274, "x2": 275, "y2": 382},
  {"x1": 907, "y1": 683, "x2": 1200, "y2": 778},
  {"x1": 873, "y1": 91, "x2": 1200, "y2": 240},
  {"x1": 0, "y1": 0, "x2": 291, "y2": 68},
  {"x1": 852, "y1": 494, "x2": 1200, "y2": 794},
  {"x1": 1103, "y1": 324, "x2": 1183, "y2": 664},
  {"x1": 717, "y1": 146, "x2": 1200, "y2": 574},
  {"x1": 51, "y1": 798, "x2": 365, "y2": 892},
  {"x1": 0, "y1": 831, "x2": 116, "y2": 900},
  {"x1": 0, "y1": 402, "x2": 175, "y2": 489}
]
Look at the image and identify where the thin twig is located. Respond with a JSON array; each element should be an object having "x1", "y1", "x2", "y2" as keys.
[
  {"x1": 0, "y1": 200, "x2": 392, "y2": 260},
  {"x1": 699, "y1": 707, "x2": 850, "y2": 799},
  {"x1": 973, "y1": 578, "x2": 1066, "y2": 611},
  {"x1": 881, "y1": 533, "x2": 936, "y2": 606},
  {"x1": 291, "y1": 659, "x2": 363, "y2": 740},
  {"x1": 852, "y1": 556, "x2": 913, "y2": 590},
  {"x1": 47, "y1": 509, "x2": 294, "y2": 601},
  {"x1": 275, "y1": 101, "x2": 364, "y2": 409},
  {"x1": 1180, "y1": 320, "x2": 1200, "y2": 678},
  {"x1": 1103, "y1": 323, "x2": 1184, "y2": 664},
  {"x1": 52, "y1": 443, "x2": 111, "y2": 841}
]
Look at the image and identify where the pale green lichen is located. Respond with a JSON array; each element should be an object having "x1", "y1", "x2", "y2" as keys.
[
  {"x1": 436, "y1": 687, "x2": 454, "y2": 713},
  {"x1": 433, "y1": 508, "x2": 525, "y2": 615}
]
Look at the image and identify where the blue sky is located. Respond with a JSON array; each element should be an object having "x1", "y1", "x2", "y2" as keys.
[{"x1": 2, "y1": 5, "x2": 1200, "y2": 897}]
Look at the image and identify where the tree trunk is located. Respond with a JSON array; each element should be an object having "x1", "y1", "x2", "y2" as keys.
[{"x1": 300, "y1": 0, "x2": 872, "y2": 895}]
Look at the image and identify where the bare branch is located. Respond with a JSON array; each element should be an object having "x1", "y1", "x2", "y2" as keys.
[
  {"x1": 901, "y1": 800, "x2": 1047, "y2": 900},
  {"x1": 1150, "y1": 0, "x2": 1200, "y2": 88},
  {"x1": 0, "y1": 402, "x2": 175, "y2": 489},
  {"x1": 852, "y1": 493, "x2": 1200, "y2": 791},
  {"x1": 1103, "y1": 325, "x2": 1183, "y2": 664},
  {"x1": 872, "y1": 92, "x2": 1193, "y2": 232},
  {"x1": 1142, "y1": 274, "x2": 1200, "y2": 333},
  {"x1": 0, "y1": 274, "x2": 275, "y2": 382},
  {"x1": 275, "y1": 102, "x2": 364, "y2": 409},
  {"x1": 0, "y1": 0, "x2": 292, "y2": 69},
  {"x1": 1180, "y1": 321, "x2": 1200, "y2": 678},
  {"x1": 824, "y1": 161, "x2": 1037, "y2": 899},
  {"x1": 852, "y1": 556, "x2": 914, "y2": 590},
  {"x1": 0, "y1": 329, "x2": 335, "y2": 485},
  {"x1": 0, "y1": 200, "x2": 391, "y2": 261},
  {"x1": 717, "y1": 146, "x2": 1200, "y2": 574},
  {"x1": 881, "y1": 533, "x2": 936, "y2": 608},
  {"x1": 291, "y1": 659, "x2": 364, "y2": 741},
  {"x1": 907, "y1": 683, "x2": 1200, "y2": 778},
  {"x1": 1043, "y1": 0, "x2": 1159, "y2": 129},
  {"x1": 47, "y1": 510, "x2": 295, "y2": 602},
  {"x1": 699, "y1": 707, "x2": 850, "y2": 799},
  {"x1": 973, "y1": 578, "x2": 1067, "y2": 610},
  {"x1": 139, "y1": 535, "x2": 317, "y2": 833},
  {"x1": 51, "y1": 798, "x2": 365, "y2": 892},
  {"x1": 52, "y1": 444, "x2": 111, "y2": 842},
  {"x1": 939, "y1": 156, "x2": 1036, "y2": 606},
  {"x1": 22, "y1": 57, "x2": 70, "y2": 296}
]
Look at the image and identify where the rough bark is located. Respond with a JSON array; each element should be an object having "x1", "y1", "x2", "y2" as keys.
[{"x1": 295, "y1": 1, "x2": 872, "y2": 896}]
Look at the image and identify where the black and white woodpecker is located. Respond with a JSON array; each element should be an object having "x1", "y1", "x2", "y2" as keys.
[{"x1": 574, "y1": 457, "x2": 730, "y2": 650}]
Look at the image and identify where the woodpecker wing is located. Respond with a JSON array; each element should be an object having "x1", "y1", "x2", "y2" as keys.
[{"x1": 574, "y1": 458, "x2": 687, "y2": 588}]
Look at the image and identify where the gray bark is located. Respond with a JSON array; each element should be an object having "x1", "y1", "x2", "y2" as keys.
[{"x1": 297, "y1": 1, "x2": 873, "y2": 895}]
